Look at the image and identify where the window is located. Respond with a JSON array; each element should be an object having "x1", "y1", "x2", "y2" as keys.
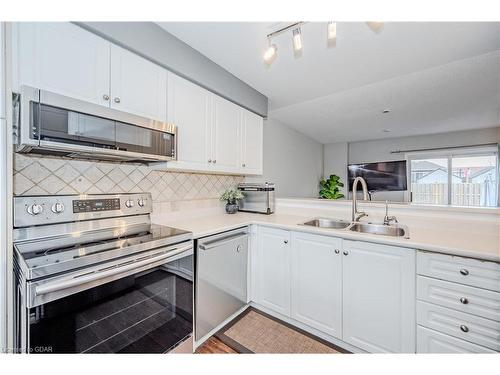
[{"x1": 408, "y1": 147, "x2": 499, "y2": 207}]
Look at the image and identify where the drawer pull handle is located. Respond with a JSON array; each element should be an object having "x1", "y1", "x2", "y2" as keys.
[
  {"x1": 460, "y1": 297, "x2": 469, "y2": 304},
  {"x1": 460, "y1": 325, "x2": 469, "y2": 333},
  {"x1": 459, "y1": 269, "x2": 469, "y2": 276}
]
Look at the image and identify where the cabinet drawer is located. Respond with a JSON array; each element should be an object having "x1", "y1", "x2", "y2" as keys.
[
  {"x1": 417, "y1": 326, "x2": 496, "y2": 353},
  {"x1": 417, "y1": 301, "x2": 500, "y2": 351},
  {"x1": 417, "y1": 251, "x2": 500, "y2": 291},
  {"x1": 417, "y1": 276, "x2": 500, "y2": 321}
]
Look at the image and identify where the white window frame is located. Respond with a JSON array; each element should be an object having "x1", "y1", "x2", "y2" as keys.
[{"x1": 405, "y1": 145, "x2": 499, "y2": 207}]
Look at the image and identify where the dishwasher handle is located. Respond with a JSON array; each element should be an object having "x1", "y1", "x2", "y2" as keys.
[{"x1": 198, "y1": 233, "x2": 248, "y2": 251}]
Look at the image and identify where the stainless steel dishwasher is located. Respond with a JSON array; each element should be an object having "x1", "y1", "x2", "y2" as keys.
[{"x1": 195, "y1": 227, "x2": 248, "y2": 341}]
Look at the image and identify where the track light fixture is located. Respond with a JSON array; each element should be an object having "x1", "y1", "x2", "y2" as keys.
[
  {"x1": 327, "y1": 21, "x2": 337, "y2": 42},
  {"x1": 263, "y1": 42, "x2": 278, "y2": 64},
  {"x1": 262, "y1": 21, "x2": 384, "y2": 65},
  {"x1": 292, "y1": 27, "x2": 303, "y2": 52}
]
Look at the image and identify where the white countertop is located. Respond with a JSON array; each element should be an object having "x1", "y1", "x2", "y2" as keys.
[{"x1": 152, "y1": 207, "x2": 500, "y2": 263}]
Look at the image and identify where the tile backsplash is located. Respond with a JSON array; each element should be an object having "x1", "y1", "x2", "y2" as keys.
[{"x1": 13, "y1": 154, "x2": 244, "y2": 213}]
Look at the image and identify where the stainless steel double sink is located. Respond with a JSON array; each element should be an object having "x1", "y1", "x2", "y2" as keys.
[{"x1": 300, "y1": 218, "x2": 409, "y2": 238}]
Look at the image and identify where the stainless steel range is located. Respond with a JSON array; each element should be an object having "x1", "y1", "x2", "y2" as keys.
[{"x1": 13, "y1": 193, "x2": 194, "y2": 354}]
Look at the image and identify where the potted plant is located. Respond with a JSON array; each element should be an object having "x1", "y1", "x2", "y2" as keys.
[
  {"x1": 319, "y1": 174, "x2": 345, "y2": 199},
  {"x1": 220, "y1": 189, "x2": 245, "y2": 214}
]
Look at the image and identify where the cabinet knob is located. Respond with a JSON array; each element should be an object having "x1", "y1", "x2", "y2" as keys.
[
  {"x1": 334, "y1": 249, "x2": 340, "y2": 254},
  {"x1": 213, "y1": 159, "x2": 217, "y2": 164},
  {"x1": 459, "y1": 269, "x2": 469, "y2": 276},
  {"x1": 242, "y1": 163, "x2": 246, "y2": 167},
  {"x1": 460, "y1": 297, "x2": 469, "y2": 305},
  {"x1": 460, "y1": 325, "x2": 469, "y2": 333},
  {"x1": 236, "y1": 244, "x2": 243, "y2": 253},
  {"x1": 208, "y1": 159, "x2": 212, "y2": 163},
  {"x1": 284, "y1": 240, "x2": 288, "y2": 244},
  {"x1": 103, "y1": 94, "x2": 110, "y2": 101},
  {"x1": 343, "y1": 250, "x2": 349, "y2": 256},
  {"x1": 114, "y1": 97, "x2": 121, "y2": 103}
]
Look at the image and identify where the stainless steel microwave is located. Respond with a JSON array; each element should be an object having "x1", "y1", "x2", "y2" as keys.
[{"x1": 14, "y1": 86, "x2": 177, "y2": 163}]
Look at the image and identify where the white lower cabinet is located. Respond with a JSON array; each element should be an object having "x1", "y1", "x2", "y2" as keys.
[
  {"x1": 253, "y1": 227, "x2": 291, "y2": 316},
  {"x1": 291, "y1": 232, "x2": 342, "y2": 338},
  {"x1": 253, "y1": 228, "x2": 417, "y2": 353},
  {"x1": 342, "y1": 240, "x2": 416, "y2": 353}
]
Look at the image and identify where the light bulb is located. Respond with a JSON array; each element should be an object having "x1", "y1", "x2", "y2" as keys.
[
  {"x1": 292, "y1": 28, "x2": 303, "y2": 52},
  {"x1": 327, "y1": 22, "x2": 337, "y2": 41},
  {"x1": 263, "y1": 43, "x2": 278, "y2": 63},
  {"x1": 366, "y1": 22, "x2": 384, "y2": 33}
]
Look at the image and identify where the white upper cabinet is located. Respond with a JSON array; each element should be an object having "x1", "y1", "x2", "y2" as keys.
[
  {"x1": 13, "y1": 22, "x2": 264, "y2": 174},
  {"x1": 240, "y1": 109, "x2": 263, "y2": 175},
  {"x1": 167, "y1": 73, "x2": 211, "y2": 170},
  {"x1": 14, "y1": 22, "x2": 111, "y2": 107},
  {"x1": 342, "y1": 240, "x2": 416, "y2": 353},
  {"x1": 110, "y1": 45, "x2": 167, "y2": 121},
  {"x1": 291, "y1": 232, "x2": 343, "y2": 339},
  {"x1": 253, "y1": 227, "x2": 291, "y2": 316},
  {"x1": 212, "y1": 95, "x2": 241, "y2": 173}
]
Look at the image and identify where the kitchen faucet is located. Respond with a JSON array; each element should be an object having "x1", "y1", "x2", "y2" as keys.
[
  {"x1": 383, "y1": 200, "x2": 399, "y2": 225},
  {"x1": 351, "y1": 177, "x2": 369, "y2": 222}
]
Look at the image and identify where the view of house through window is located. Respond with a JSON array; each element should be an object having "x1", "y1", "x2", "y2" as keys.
[{"x1": 409, "y1": 148, "x2": 498, "y2": 207}]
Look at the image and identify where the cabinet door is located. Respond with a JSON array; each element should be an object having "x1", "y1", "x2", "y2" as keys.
[
  {"x1": 342, "y1": 240, "x2": 416, "y2": 353},
  {"x1": 254, "y1": 227, "x2": 291, "y2": 316},
  {"x1": 14, "y1": 22, "x2": 111, "y2": 106},
  {"x1": 240, "y1": 109, "x2": 263, "y2": 175},
  {"x1": 291, "y1": 232, "x2": 342, "y2": 338},
  {"x1": 212, "y1": 95, "x2": 241, "y2": 173},
  {"x1": 166, "y1": 73, "x2": 211, "y2": 170},
  {"x1": 110, "y1": 44, "x2": 167, "y2": 121}
]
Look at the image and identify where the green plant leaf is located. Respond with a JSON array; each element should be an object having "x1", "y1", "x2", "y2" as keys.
[{"x1": 318, "y1": 174, "x2": 345, "y2": 200}]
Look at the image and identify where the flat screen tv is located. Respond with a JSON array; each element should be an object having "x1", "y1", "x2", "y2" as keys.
[{"x1": 348, "y1": 160, "x2": 407, "y2": 192}]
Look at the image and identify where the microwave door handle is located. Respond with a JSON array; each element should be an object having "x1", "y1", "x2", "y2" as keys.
[
  {"x1": 198, "y1": 233, "x2": 248, "y2": 251},
  {"x1": 34, "y1": 244, "x2": 192, "y2": 297}
]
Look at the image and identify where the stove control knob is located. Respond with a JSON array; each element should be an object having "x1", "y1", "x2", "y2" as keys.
[
  {"x1": 137, "y1": 198, "x2": 146, "y2": 207},
  {"x1": 125, "y1": 199, "x2": 135, "y2": 208},
  {"x1": 51, "y1": 202, "x2": 65, "y2": 214},
  {"x1": 27, "y1": 204, "x2": 43, "y2": 215}
]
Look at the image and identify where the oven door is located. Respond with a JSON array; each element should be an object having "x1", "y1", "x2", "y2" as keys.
[{"x1": 24, "y1": 241, "x2": 193, "y2": 353}]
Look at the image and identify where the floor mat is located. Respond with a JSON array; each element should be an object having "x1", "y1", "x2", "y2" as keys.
[{"x1": 215, "y1": 308, "x2": 347, "y2": 354}]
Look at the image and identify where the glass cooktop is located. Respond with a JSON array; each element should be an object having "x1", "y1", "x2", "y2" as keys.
[{"x1": 15, "y1": 224, "x2": 192, "y2": 280}]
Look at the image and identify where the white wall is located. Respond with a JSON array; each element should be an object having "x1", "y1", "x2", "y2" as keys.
[
  {"x1": 246, "y1": 118, "x2": 324, "y2": 198},
  {"x1": 324, "y1": 127, "x2": 500, "y2": 202},
  {"x1": 348, "y1": 127, "x2": 500, "y2": 164},
  {"x1": 323, "y1": 142, "x2": 348, "y2": 197}
]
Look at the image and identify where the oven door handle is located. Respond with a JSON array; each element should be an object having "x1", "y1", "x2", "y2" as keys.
[{"x1": 34, "y1": 244, "x2": 192, "y2": 297}]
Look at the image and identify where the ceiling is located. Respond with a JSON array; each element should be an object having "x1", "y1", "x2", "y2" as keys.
[{"x1": 157, "y1": 22, "x2": 500, "y2": 143}]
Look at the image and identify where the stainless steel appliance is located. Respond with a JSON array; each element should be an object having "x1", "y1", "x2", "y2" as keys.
[
  {"x1": 13, "y1": 193, "x2": 194, "y2": 353},
  {"x1": 195, "y1": 228, "x2": 248, "y2": 341},
  {"x1": 237, "y1": 182, "x2": 275, "y2": 214},
  {"x1": 13, "y1": 86, "x2": 177, "y2": 162}
]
